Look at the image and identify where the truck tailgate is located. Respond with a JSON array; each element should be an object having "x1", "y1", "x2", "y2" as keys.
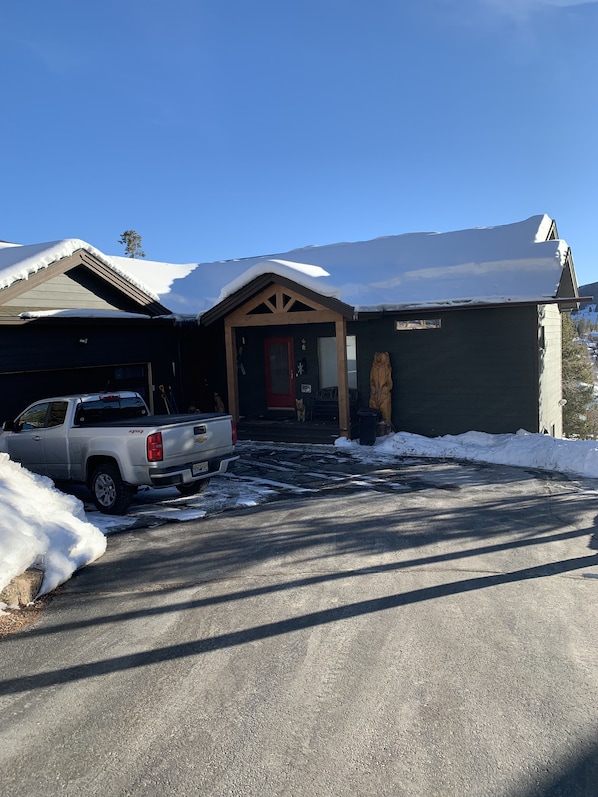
[{"x1": 159, "y1": 413, "x2": 234, "y2": 465}]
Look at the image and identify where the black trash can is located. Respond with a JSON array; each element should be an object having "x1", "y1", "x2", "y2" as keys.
[{"x1": 357, "y1": 408, "x2": 380, "y2": 446}]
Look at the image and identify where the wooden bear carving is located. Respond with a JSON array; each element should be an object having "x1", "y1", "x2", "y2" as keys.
[{"x1": 369, "y1": 352, "x2": 392, "y2": 425}]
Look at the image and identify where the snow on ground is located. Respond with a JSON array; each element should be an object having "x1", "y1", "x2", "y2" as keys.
[
  {"x1": 91, "y1": 475, "x2": 280, "y2": 535},
  {"x1": 3, "y1": 428, "x2": 598, "y2": 605},
  {"x1": 336, "y1": 427, "x2": 598, "y2": 478},
  {"x1": 0, "y1": 454, "x2": 106, "y2": 605}
]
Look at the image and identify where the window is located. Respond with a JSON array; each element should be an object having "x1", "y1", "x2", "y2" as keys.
[
  {"x1": 318, "y1": 336, "x2": 357, "y2": 389},
  {"x1": 395, "y1": 319, "x2": 441, "y2": 331},
  {"x1": 47, "y1": 402, "x2": 68, "y2": 427},
  {"x1": 75, "y1": 395, "x2": 147, "y2": 425},
  {"x1": 18, "y1": 403, "x2": 50, "y2": 430}
]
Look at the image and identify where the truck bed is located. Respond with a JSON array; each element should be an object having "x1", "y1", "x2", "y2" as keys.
[{"x1": 77, "y1": 412, "x2": 230, "y2": 427}]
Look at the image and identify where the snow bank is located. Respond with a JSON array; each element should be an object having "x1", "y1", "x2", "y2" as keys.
[
  {"x1": 336, "y1": 428, "x2": 598, "y2": 478},
  {"x1": 0, "y1": 454, "x2": 106, "y2": 601}
]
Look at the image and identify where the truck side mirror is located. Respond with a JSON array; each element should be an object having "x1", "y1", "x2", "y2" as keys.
[{"x1": 2, "y1": 420, "x2": 16, "y2": 432}]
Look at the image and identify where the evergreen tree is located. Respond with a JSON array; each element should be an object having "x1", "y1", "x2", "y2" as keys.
[
  {"x1": 118, "y1": 230, "x2": 146, "y2": 259},
  {"x1": 562, "y1": 313, "x2": 597, "y2": 438}
]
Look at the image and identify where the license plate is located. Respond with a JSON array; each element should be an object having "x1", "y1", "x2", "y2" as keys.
[{"x1": 192, "y1": 462, "x2": 209, "y2": 476}]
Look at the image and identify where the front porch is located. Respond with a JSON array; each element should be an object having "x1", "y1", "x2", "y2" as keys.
[
  {"x1": 236, "y1": 416, "x2": 344, "y2": 444},
  {"x1": 200, "y1": 274, "x2": 356, "y2": 442}
]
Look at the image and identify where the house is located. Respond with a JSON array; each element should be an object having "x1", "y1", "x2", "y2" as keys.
[
  {"x1": 0, "y1": 215, "x2": 581, "y2": 441},
  {"x1": 121, "y1": 214, "x2": 579, "y2": 440}
]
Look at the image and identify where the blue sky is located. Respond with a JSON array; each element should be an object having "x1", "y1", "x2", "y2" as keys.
[{"x1": 1, "y1": 0, "x2": 597, "y2": 286}]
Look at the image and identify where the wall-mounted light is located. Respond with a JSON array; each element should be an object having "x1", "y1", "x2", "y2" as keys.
[{"x1": 78, "y1": 338, "x2": 88, "y2": 345}]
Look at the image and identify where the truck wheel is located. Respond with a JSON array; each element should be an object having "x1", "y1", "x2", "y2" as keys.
[
  {"x1": 91, "y1": 463, "x2": 134, "y2": 514},
  {"x1": 176, "y1": 478, "x2": 211, "y2": 497}
]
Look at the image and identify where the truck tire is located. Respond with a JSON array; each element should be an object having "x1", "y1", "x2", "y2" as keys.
[
  {"x1": 176, "y1": 478, "x2": 211, "y2": 497},
  {"x1": 91, "y1": 463, "x2": 134, "y2": 515}
]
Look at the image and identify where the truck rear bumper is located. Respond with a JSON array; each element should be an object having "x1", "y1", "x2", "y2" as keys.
[{"x1": 148, "y1": 454, "x2": 239, "y2": 488}]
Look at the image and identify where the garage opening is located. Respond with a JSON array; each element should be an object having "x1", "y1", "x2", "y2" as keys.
[{"x1": 0, "y1": 362, "x2": 151, "y2": 423}]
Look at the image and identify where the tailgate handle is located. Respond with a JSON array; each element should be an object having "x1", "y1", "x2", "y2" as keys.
[{"x1": 194, "y1": 425, "x2": 207, "y2": 435}]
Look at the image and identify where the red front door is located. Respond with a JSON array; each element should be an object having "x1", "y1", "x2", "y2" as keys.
[{"x1": 265, "y1": 337, "x2": 295, "y2": 408}]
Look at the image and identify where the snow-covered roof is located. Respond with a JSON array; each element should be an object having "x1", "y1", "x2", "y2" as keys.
[
  {"x1": 116, "y1": 214, "x2": 574, "y2": 316},
  {"x1": 0, "y1": 215, "x2": 575, "y2": 318},
  {"x1": 0, "y1": 239, "x2": 162, "y2": 302},
  {"x1": 17, "y1": 309, "x2": 165, "y2": 320}
]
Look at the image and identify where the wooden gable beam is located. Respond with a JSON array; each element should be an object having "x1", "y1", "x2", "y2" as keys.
[
  {"x1": 227, "y1": 282, "x2": 342, "y2": 327},
  {"x1": 335, "y1": 317, "x2": 349, "y2": 438},
  {"x1": 224, "y1": 320, "x2": 239, "y2": 421},
  {"x1": 78, "y1": 252, "x2": 171, "y2": 314},
  {"x1": 200, "y1": 272, "x2": 354, "y2": 326}
]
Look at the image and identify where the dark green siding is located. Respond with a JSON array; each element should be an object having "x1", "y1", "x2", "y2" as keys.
[
  {"x1": 0, "y1": 318, "x2": 209, "y2": 422},
  {"x1": 227, "y1": 307, "x2": 541, "y2": 433},
  {"x1": 2, "y1": 304, "x2": 542, "y2": 437},
  {"x1": 352, "y1": 307, "x2": 540, "y2": 436}
]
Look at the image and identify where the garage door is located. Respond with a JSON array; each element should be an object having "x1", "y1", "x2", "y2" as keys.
[{"x1": 0, "y1": 363, "x2": 150, "y2": 423}]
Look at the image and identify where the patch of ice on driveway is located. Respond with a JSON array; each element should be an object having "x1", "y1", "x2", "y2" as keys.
[
  {"x1": 304, "y1": 471, "x2": 346, "y2": 481},
  {"x1": 134, "y1": 506, "x2": 208, "y2": 521},
  {"x1": 82, "y1": 477, "x2": 281, "y2": 529},
  {"x1": 232, "y1": 475, "x2": 315, "y2": 492},
  {"x1": 350, "y1": 476, "x2": 411, "y2": 490},
  {"x1": 89, "y1": 514, "x2": 139, "y2": 534}
]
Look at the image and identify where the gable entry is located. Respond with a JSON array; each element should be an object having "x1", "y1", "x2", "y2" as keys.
[{"x1": 221, "y1": 278, "x2": 354, "y2": 437}]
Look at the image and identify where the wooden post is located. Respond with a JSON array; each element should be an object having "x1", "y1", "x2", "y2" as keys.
[
  {"x1": 224, "y1": 320, "x2": 239, "y2": 421},
  {"x1": 335, "y1": 317, "x2": 350, "y2": 438}
]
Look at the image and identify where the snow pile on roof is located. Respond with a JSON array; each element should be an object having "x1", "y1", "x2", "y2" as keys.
[
  {"x1": 215, "y1": 259, "x2": 336, "y2": 301},
  {"x1": 0, "y1": 240, "x2": 161, "y2": 302},
  {"x1": 0, "y1": 454, "x2": 106, "y2": 600},
  {"x1": 0, "y1": 215, "x2": 574, "y2": 317},
  {"x1": 19, "y1": 309, "x2": 162, "y2": 320},
  {"x1": 0, "y1": 239, "x2": 108, "y2": 289},
  {"x1": 118, "y1": 214, "x2": 572, "y2": 315},
  {"x1": 109, "y1": 255, "x2": 197, "y2": 295}
]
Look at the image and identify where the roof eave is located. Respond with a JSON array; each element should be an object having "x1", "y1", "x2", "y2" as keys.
[{"x1": 354, "y1": 296, "x2": 589, "y2": 319}]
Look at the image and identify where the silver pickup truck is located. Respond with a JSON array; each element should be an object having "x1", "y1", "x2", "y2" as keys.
[{"x1": 1, "y1": 391, "x2": 238, "y2": 514}]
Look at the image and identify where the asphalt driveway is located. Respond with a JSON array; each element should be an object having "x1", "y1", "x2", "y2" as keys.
[{"x1": 1, "y1": 445, "x2": 598, "y2": 796}]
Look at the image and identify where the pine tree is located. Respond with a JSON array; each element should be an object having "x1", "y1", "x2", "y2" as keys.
[
  {"x1": 562, "y1": 313, "x2": 597, "y2": 438},
  {"x1": 118, "y1": 230, "x2": 146, "y2": 259}
]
